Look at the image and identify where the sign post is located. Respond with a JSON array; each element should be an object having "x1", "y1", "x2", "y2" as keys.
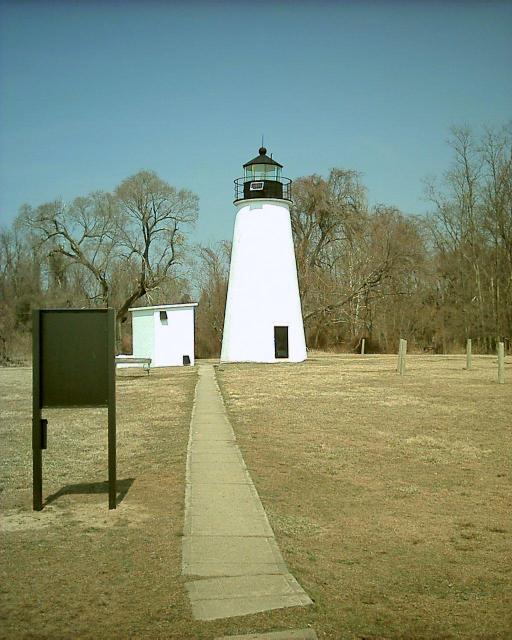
[
  {"x1": 32, "y1": 309, "x2": 116, "y2": 511},
  {"x1": 32, "y1": 311, "x2": 43, "y2": 510},
  {"x1": 107, "y1": 312, "x2": 116, "y2": 510}
]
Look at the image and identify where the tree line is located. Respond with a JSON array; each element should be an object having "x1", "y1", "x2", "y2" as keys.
[
  {"x1": 197, "y1": 125, "x2": 512, "y2": 356},
  {"x1": 1, "y1": 125, "x2": 510, "y2": 364}
]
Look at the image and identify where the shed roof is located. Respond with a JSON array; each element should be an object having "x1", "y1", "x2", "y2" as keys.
[{"x1": 129, "y1": 302, "x2": 198, "y2": 313}]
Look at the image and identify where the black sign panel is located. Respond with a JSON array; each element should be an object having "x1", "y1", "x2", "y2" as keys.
[
  {"x1": 32, "y1": 308, "x2": 116, "y2": 510},
  {"x1": 39, "y1": 310, "x2": 111, "y2": 407}
]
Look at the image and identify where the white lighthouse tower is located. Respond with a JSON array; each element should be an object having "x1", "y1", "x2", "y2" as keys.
[{"x1": 221, "y1": 147, "x2": 307, "y2": 363}]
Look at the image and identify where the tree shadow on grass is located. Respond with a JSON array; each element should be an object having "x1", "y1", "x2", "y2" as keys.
[{"x1": 44, "y1": 478, "x2": 134, "y2": 507}]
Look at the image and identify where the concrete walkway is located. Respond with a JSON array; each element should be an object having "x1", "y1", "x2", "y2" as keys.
[
  {"x1": 182, "y1": 364, "x2": 312, "y2": 621},
  {"x1": 215, "y1": 630, "x2": 318, "y2": 640}
]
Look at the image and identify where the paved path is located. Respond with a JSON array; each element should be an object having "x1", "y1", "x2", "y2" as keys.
[
  {"x1": 182, "y1": 364, "x2": 312, "y2": 621},
  {"x1": 215, "y1": 630, "x2": 318, "y2": 640}
]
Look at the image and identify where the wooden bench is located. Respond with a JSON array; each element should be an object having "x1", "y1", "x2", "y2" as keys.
[{"x1": 115, "y1": 356, "x2": 152, "y2": 375}]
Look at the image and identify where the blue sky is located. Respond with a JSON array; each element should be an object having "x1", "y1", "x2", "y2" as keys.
[{"x1": 1, "y1": 0, "x2": 511, "y2": 245}]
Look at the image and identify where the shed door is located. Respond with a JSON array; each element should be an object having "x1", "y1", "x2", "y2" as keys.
[{"x1": 274, "y1": 326, "x2": 289, "y2": 359}]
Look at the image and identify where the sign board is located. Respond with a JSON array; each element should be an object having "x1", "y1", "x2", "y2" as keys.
[
  {"x1": 32, "y1": 309, "x2": 116, "y2": 510},
  {"x1": 39, "y1": 310, "x2": 112, "y2": 407}
]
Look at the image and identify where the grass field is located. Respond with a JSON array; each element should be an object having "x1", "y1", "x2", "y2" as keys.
[
  {"x1": 217, "y1": 353, "x2": 512, "y2": 639},
  {"x1": 1, "y1": 354, "x2": 511, "y2": 639},
  {"x1": 1, "y1": 366, "x2": 199, "y2": 639}
]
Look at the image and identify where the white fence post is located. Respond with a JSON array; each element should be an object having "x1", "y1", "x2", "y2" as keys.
[
  {"x1": 361, "y1": 338, "x2": 365, "y2": 355},
  {"x1": 466, "y1": 338, "x2": 472, "y2": 370},
  {"x1": 498, "y1": 342, "x2": 505, "y2": 384},
  {"x1": 397, "y1": 339, "x2": 403, "y2": 373}
]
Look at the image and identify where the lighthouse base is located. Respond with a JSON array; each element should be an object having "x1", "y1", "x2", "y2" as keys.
[{"x1": 221, "y1": 199, "x2": 307, "y2": 364}]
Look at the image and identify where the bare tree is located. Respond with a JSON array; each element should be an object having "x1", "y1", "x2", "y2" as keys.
[
  {"x1": 425, "y1": 125, "x2": 512, "y2": 349},
  {"x1": 114, "y1": 170, "x2": 198, "y2": 336},
  {"x1": 480, "y1": 124, "x2": 512, "y2": 339},
  {"x1": 0, "y1": 219, "x2": 43, "y2": 363},
  {"x1": 194, "y1": 242, "x2": 230, "y2": 357},
  {"x1": 23, "y1": 170, "x2": 198, "y2": 348},
  {"x1": 290, "y1": 169, "x2": 423, "y2": 349}
]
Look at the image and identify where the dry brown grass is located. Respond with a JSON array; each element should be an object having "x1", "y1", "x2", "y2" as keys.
[
  {"x1": 2, "y1": 355, "x2": 511, "y2": 639},
  {"x1": 1, "y1": 366, "x2": 200, "y2": 639},
  {"x1": 217, "y1": 353, "x2": 512, "y2": 640},
  {"x1": 0, "y1": 364, "x2": 353, "y2": 640}
]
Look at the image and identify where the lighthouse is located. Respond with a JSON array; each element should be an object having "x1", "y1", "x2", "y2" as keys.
[{"x1": 220, "y1": 147, "x2": 307, "y2": 363}]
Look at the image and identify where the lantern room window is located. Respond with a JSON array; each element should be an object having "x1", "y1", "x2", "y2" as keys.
[{"x1": 245, "y1": 164, "x2": 281, "y2": 181}]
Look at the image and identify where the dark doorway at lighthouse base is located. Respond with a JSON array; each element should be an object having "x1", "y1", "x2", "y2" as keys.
[{"x1": 274, "y1": 326, "x2": 289, "y2": 359}]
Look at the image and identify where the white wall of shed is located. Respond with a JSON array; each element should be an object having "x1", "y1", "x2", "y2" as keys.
[
  {"x1": 132, "y1": 309, "x2": 155, "y2": 361},
  {"x1": 153, "y1": 306, "x2": 195, "y2": 367}
]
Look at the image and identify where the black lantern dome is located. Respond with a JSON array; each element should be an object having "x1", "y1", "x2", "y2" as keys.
[{"x1": 234, "y1": 147, "x2": 292, "y2": 202}]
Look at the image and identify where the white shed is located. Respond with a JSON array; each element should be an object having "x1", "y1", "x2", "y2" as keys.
[{"x1": 129, "y1": 303, "x2": 197, "y2": 367}]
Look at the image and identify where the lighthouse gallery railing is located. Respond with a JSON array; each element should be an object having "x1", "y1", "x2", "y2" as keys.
[{"x1": 234, "y1": 177, "x2": 292, "y2": 202}]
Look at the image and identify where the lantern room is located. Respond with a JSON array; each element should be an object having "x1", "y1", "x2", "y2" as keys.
[{"x1": 234, "y1": 147, "x2": 292, "y2": 202}]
